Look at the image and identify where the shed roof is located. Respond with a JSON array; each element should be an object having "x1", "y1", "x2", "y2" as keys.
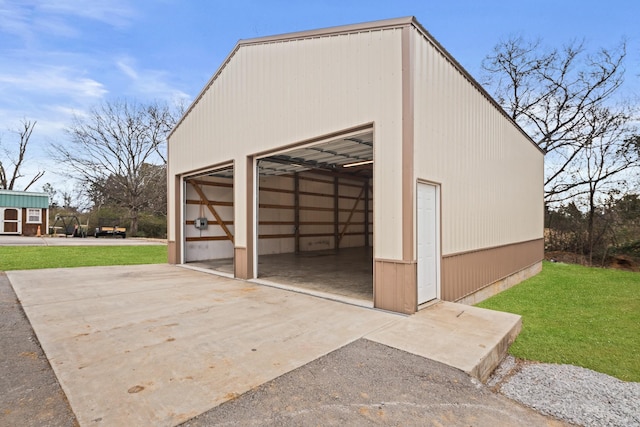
[{"x1": 0, "y1": 190, "x2": 49, "y2": 209}]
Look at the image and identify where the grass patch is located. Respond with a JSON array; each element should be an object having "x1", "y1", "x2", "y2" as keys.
[
  {"x1": 0, "y1": 245, "x2": 167, "y2": 271},
  {"x1": 477, "y1": 261, "x2": 640, "y2": 382}
]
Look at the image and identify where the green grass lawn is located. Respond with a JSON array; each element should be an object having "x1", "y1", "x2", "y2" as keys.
[
  {"x1": 477, "y1": 261, "x2": 640, "y2": 382},
  {"x1": 0, "y1": 245, "x2": 167, "y2": 270}
]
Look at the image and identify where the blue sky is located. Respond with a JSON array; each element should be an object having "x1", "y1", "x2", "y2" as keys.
[{"x1": 1, "y1": 0, "x2": 639, "y2": 193}]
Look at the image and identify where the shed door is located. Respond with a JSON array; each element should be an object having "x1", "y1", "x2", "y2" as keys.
[
  {"x1": 1, "y1": 208, "x2": 21, "y2": 234},
  {"x1": 417, "y1": 183, "x2": 439, "y2": 304}
]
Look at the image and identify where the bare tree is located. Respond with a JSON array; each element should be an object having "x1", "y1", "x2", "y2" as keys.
[
  {"x1": 0, "y1": 120, "x2": 45, "y2": 191},
  {"x1": 53, "y1": 100, "x2": 180, "y2": 236},
  {"x1": 577, "y1": 109, "x2": 640, "y2": 263},
  {"x1": 482, "y1": 37, "x2": 628, "y2": 203}
]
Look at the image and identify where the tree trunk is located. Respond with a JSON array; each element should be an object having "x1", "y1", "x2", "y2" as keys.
[
  {"x1": 130, "y1": 208, "x2": 139, "y2": 237},
  {"x1": 587, "y1": 186, "x2": 596, "y2": 266}
]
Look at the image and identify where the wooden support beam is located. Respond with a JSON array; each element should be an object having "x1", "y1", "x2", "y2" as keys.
[
  {"x1": 259, "y1": 221, "x2": 296, "y2": 225},
  {"x1": 186, "y1": 236, "x2": 231, "y2": 242},
  {"x1": 186, "y1": 220, "x2": 234, "y2": 225},
  {"x1": 186, "y1": 199, "x2": 233, "y2": 206},
  {"x1": 190, "y1": 182, "x2": 235, "y2": 243},
  {"x1": 260, "y1": 186, "x2": 295, "y2": 194},
  {"x1": 299, "y1": 191, "x2": 334, "y2": 199},
  {"x1": 186, "y1": 179, "x2": 233, "y2": 188},
  {"x1": 259, "y1": 203, "x2": 296, "y2": 210},
  {"x1": 294, "y1": 172, "x2": 300, "y2": 253},
  {"x1": 364, "y1": 178, "x2": 370, "y2": 247},
  {"x1": 334, "y1": 176, "x2": 339, "y2": 250},
  {"x1": 338, "y1": 185, "x2": 365, "y2": 246},
  {"x1": 300, "y1": 232, "x2": 365, "y2": 238}
]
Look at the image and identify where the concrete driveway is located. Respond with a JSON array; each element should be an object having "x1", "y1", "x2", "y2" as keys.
[
  {"x1": 8, "y1": 265, "x2": 399, "y2": 426},
  {"x1": 7, "y1": 264, "x2": 563, "y2": 427}
]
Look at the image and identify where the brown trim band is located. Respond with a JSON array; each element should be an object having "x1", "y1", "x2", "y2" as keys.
[
  {"x1": 234, "y1": 247, "x2": 248, "y2": 279},
  {"x1": 374, "y1": 258, "x2": 417, "y2": 314},
  {"x1": 444, "y1": 237, "x2": 544, "y2": 258},
  {"x1": 441, "y1": 238, "x2": 544, "y2": 302},
  {"x1": 167, "y1": 241, "x2": 177, "y2": 264}
]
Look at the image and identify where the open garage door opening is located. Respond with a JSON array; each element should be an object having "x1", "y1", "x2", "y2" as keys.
[
  {"x1": 254, "y1": 131, "x2": 374, "y2": 304},
  {"x1": 183, "y1": 166, "x2": 235, "y2": 274}
]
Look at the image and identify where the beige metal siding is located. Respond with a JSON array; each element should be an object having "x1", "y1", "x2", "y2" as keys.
[
  {"x1": 410, "y1": 27, "x2": 544, "y2": 256},
  {"x1": 169, "y1": 28, "x2": 405, "y2": 260}
]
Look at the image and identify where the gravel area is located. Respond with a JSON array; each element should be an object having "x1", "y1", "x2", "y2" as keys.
[{"x1": 490, "y1": 356, "x2": 640, "y2": 427}]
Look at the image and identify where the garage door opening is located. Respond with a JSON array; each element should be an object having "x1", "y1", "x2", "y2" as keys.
[
  {"x1": 255, "y1": 131, "x2": 374, "y2": 303},
  {"x1": 183, "y1": 166, "x2": 234, "y2": 274}
]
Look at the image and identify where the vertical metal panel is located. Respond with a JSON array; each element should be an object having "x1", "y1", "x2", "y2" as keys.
[
  {"x1": 374, "y1": 259, "x2": 417, "y2": 314},
  {"x1": 169, "y1": 26, "x2": 406, "y2": 260},
  {"x1": 411, "y1": 28, "x2": 544, "y2": 256},
  {"x1": 0, "y1": 191, "x2": 48, "y2": 209},
  {"x1": 441, "y1": 238, "x2": 544, "y2": 301},
  {"x1": 234, "y1": 247, "x2": 248, "y2": 279}
]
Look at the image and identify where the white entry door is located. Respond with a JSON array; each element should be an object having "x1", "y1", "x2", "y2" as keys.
[
  {"x1": 1, "y1": 208, "x2": 21, "y2": 234},
  {"x1": 417, "y1": 182, "x2": 439, "y2": 304}
]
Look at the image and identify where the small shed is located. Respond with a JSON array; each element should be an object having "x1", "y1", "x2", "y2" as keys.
[
  {"x1": 167, "y1": 17, "x2": 544, "y2": 314},
  {"x1": 0, "y1": 190, "x2": 49, "y2": 236}
]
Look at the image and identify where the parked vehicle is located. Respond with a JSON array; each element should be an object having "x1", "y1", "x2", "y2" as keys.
[{"x1": 95, "y1": 219, "x2": 126, "y2": 238}]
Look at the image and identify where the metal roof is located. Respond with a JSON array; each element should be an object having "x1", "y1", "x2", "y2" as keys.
[{"x1": 0, "y1": 190, "x2": 49, "y2": 209}]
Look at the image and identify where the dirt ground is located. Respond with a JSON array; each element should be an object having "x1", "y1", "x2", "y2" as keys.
[{"x1": 545, "y1": 250, "x2": 640, "y2": 271}]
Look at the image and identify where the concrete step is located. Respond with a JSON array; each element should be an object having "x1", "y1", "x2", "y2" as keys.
[{"x1": 365, "y1": 301, "x2": 522, "y2": 382}]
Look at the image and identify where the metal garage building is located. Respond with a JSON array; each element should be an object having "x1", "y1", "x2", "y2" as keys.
[{"x1": 167, "y1": 17, "x2": 544, "y2": 314}]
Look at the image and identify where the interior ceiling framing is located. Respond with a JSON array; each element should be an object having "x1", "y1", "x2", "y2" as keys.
[
  {"x1": 189, "y1": 132, "x2": 374, "y2": 180},
  {"x1": 258, "y1": 132, "x2": 373, "y2": 177}
]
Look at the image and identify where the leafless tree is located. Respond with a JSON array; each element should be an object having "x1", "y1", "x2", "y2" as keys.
[
  {"x1": 0, "y1": 120, "x2": 45, "y2": 191},
  {"x1": 482, "y1": 36, "x2": 629, "y2": 203},
  {"x1": 53, "y1": 100, "x2": 180, "y2": 236},
  {"x1": 577, "y1": 108, "x2": 640, "y2": 263}
]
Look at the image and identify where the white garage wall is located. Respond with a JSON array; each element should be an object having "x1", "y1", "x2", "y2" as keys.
[
  {"x1": 169, "y1": 23, "x2": 405, "y2": 260},
  {"x1": 184, "y1": 177, "x2": 234, "y2": 261}
]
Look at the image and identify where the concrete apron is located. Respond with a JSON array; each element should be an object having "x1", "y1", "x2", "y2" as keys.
[{"x1": 8, "y1": 265, "x2": 520, "y2": 427}]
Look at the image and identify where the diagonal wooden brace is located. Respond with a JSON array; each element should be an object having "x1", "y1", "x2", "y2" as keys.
[
  {"x1": 338, "y1": 185, "x2": 365, "y2": 246},
  {"x1": 191, "y1": 182, "x2": 235, "y2": 243}
]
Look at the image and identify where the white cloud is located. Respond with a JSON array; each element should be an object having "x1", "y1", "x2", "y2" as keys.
[
  {"x1": 0, "y1": 0, "x2": 32, "y2": 37},
  {"x1": 0, "y1": 0, "x2": 135, "y2": 42},
  {"x1": 115, "y1": 56, "x2": 191, "y2": 103},
  {"x1": 0, "y1": 0, "x2": 191, "y2": 192},
  {"x1": 38, "y1": 0, "x2": 135, "y2": 28},
  {"x1": 117, "y1": 58, "x2": 139, "y2": 80},
  {"x1": 0, "y1": 66, "x2": 107, "y2": 99}
]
